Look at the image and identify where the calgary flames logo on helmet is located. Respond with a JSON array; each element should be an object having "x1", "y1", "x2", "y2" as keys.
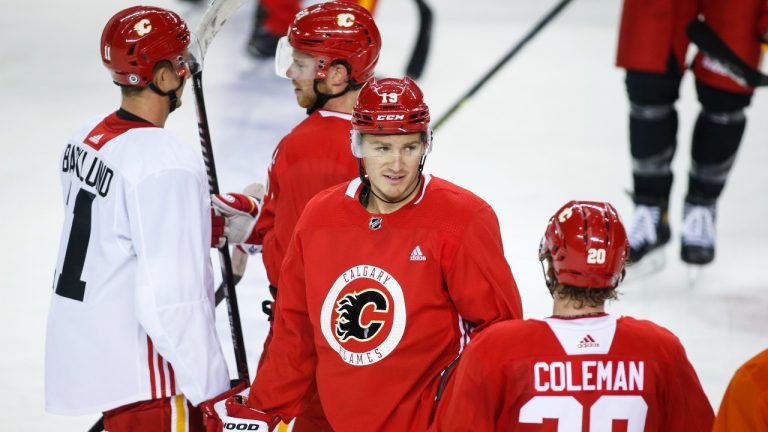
[
  {"x1": 321, "y1": 265, "x2": 406, "y2": 366},
  {"x1": 335, "y1": 289, "x2": 389, "y2": 342}
]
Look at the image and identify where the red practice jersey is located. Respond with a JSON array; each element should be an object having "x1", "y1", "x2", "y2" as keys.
[
  {"x1": 252, "y1": 109, "x2": 359, "y2": 287},
  {"x1": 713, "y1": 349, "x2": 768, "y2": 432},
  {"x1": 432, "y1": 314, "x2": 714, "y2": 431},
  {"x1": 248, "y1": 176, "x2": 523, "y2": 431},
  {"x1": 616, "y1": 0, "x2": 765, "y2": 93}
]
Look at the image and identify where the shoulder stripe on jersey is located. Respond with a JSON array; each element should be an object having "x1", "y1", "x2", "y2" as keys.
[
  {"x1": 345, "y1": 178, "x2": 363, "y2": 198},
  {"x1": 318, "y1": 110, "x2": 353, "y2": 120},
  {"x1": 83, "y1": 112, "x2": 154, "y2": 151},
  {"x1": 413, "y1": 174, "x2": 433, "y2": 205}
]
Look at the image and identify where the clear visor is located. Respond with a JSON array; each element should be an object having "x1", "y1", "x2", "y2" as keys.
[
  {"x1": 350, "y1": 131, "x2": 429, "y2": 159},
  {"x1": 274, "y1": 36, "x2": 321, "y2": 80},
  {"x1": 186, "y1": 33, "x2": 204, "y2": 74}
]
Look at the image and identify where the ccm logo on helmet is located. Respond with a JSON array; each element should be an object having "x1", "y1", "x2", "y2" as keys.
[
  {"x1": 376, "y1": 114, "x2": 404, "y2": 121},
  {"x1": 223, "y1": 423, "x2": 262, "y2": 430},
  {"x1": 133, "y1": 19, "x2": 152, "y2": 36}
]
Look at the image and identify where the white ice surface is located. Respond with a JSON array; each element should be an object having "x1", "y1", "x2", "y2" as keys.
[{"x1": 1, "y1": 0, "x2": 766, "y2": 430}]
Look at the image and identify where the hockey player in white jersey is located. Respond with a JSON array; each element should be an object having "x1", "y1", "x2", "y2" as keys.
[{"x1": 46, "y1": 6, "x2": 231, "y2": 431}]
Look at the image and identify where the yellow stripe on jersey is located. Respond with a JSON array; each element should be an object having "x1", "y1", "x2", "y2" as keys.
[
  {"x1": 357, "y1": 0, "x2": 375, "y2": 13},
  {"x1": 174, "y1": 395, "x2": 187, "y2": 432}
]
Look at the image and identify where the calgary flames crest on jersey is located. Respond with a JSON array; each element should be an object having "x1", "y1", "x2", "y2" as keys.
[{"x1": 321, "y1": 265, "x2": 406, "y2": 366}]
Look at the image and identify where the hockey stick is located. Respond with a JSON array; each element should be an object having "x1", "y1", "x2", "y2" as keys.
[
  {"x1": 686, "y1": 19, "x2": 768, "y2": 88},
  {"x1": 405, "y1": 0, "x2": 433, "y2": 80},
  {"x1": 191, "y1": 0, "x2": 250, "y2": 387},
  {"x1": 432, "y1": 0, "x2": 574, "y2": 131}
]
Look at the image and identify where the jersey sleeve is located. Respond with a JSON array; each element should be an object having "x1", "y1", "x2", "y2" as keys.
[
  {"x1": 432, "y1": 335, "x2": 500, "y2": 431},
  {"x1": 661, "y1": 339, "x2": 715, "y2": 431},
  {"x1": 713, "y1": 353, "x2": 768, "y2": 432},
  {"x1": 128, "y1": 168, "x2": 230, "y2": 405},
  {"x1": 248, "y1": 229, "x2": 317, "y2": 422},
  {"x1": 444, "y1": 204, "x2": 523, "y2": 331}
]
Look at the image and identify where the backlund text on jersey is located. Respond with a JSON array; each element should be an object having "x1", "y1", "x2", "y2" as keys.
[{"x1": 61, "y1": 143, "x2": 115, "y2": 198}]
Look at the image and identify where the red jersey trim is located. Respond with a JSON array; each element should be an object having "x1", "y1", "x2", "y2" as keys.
[{"x1": 83, "y1": 111, "x2": 154, "y2": 151}]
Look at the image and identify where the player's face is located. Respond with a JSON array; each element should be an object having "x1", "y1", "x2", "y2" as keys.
[
  {"x1": 286, "y1": 50, "x2": 318, "y2": 108},
  {"x1": 362, "y1": 133, "x2": 425, "y2": 204}
]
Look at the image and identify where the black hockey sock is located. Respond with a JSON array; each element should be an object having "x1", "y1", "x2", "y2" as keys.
[{"x1": 688, "y1": 81, "x2": 752, "y2": 203}]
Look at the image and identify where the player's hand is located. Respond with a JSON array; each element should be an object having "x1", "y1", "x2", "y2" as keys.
[
  {"x1": 201, "y1": 381, "x2": 277, "y2": 432},
  {"x1": 211, "y1": 188, "x2": 263, "y2": 245}
]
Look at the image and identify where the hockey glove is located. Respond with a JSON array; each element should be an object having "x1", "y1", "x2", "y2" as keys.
[
  {"x1": 211, "y1": 192, "x2": 262, "y2": 245},
  {"x1": 201, "y1": 381, "x2": 278, "y2": 432}
]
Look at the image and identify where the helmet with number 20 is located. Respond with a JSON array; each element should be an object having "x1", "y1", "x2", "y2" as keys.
[{"x1": 539, "y1": 201, "x2": 629, "y2": 289}]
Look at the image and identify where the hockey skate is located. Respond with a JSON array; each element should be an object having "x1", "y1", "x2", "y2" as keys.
[
  {"x1": 624, "y1": 203, "x2": 670, "y2": 281},
  {"x1": 681, "y1": 201, "x2": 716, "y2": 286}
]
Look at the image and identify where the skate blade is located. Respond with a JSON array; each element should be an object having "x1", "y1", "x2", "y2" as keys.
[
  {"x1": 687, "y1": 265, "x2": 703, "y2": 288},
  {"x1": 624, "y1": 248, "x2": 667, "y2": 283}
]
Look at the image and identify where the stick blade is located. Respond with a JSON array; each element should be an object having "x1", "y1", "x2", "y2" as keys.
[{"x1": 195, "y1": 0, "x2": 248, "y2": 58}]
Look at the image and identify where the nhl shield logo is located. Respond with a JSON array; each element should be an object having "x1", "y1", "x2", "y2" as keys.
[{"x1": 369, "y1": 217, "x2": 382, "y2": 231}]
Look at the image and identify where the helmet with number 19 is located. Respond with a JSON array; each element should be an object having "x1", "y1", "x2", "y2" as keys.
[{"x1": 539, "y1": 201, "x2": 629, "y2": 289}]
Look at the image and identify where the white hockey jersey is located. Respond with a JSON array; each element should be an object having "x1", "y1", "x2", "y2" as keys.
[{"x1": 46, "y1": 111, "x2": 229, "y2": 415}]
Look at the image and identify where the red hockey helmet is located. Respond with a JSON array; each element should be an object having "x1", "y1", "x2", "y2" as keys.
[
  {"x1": 539, "y1": 201, "x2": 629, "y2": 289},
  {"x1": 101, "y1": 6, "x2": 191, "y2": 87},
  {"x1": 275, "y1": 1, "x2": 381, "y2": 83},
  {"x1": 351, "y1": 77, "x2": 431, "y2": 157}
]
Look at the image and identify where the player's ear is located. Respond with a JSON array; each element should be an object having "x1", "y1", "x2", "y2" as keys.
[{"x1": 152, "y1": 61, "x2": 177, "y2": 92}]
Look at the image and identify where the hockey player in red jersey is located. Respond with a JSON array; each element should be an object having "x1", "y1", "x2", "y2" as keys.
[
  {"x1": 45, "y1": 6, "x2": 232, "y2": 431},
  {"x1": 212, "y1": 3, "x2": 383, "y2": 429},
  {"x1": 616, "y1": 0, "x2": 768, "y2": 266},
  {"x1": 432, "y1": 201, "x2": 714, "y2": 431},
  {"x1": 203, "y1": 77, "x2": 523, "y2": 432}
]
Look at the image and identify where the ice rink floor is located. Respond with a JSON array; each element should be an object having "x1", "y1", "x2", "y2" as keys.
[{"x1": 2, "y1": 0, "x2": 767, "y2": 430}]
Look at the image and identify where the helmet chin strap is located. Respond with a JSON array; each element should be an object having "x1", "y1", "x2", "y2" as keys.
[
  {"x1": 306, "y1": 79, "x2": 352, "y2": 115},
  {"x1": 357, "y1": 158, "x2": 425, "y2": 207},
  {"x1": 148, "y1": 76, "x2": 185, "y2": 114}
]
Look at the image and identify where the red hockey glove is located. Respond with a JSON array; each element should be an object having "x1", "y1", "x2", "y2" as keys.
[
  {"x1": 211, "y1": 208, "x2": 226, "y2": 248},
  {"x1": 201, "y1": 381, "x2": 278, "y2": 432},
  {"x1": 211, "y1": 192, "x2": 262, "y2": 245}
]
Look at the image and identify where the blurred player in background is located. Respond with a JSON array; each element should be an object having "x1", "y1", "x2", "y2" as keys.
[{"x1": 616, "y1": 0, "x2": 768, "y2": 266}]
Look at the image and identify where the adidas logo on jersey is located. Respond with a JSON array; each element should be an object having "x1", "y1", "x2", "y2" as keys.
[
  {"x1": 410, "y1": 246, "x2": 426, "y2": 261},
  {"x1": 88, "y1": 133, "x2": 105, "y2": 144},
  {"x1": 577, "y1": 334, "x2": 599, "y2": 348}
]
